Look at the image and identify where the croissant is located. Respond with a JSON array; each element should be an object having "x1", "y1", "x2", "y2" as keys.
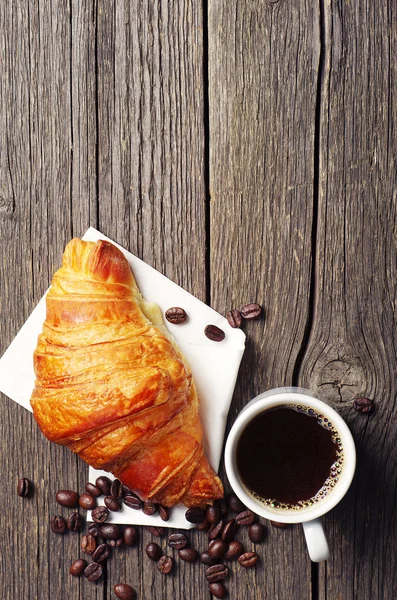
[{"x1": 30, "y1": 238, "x2": 223, "y2": 507}]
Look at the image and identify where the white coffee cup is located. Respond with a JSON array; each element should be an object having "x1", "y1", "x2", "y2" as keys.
[{"x1": 224, "y1": 387, "x2": 356, "y2": 562}]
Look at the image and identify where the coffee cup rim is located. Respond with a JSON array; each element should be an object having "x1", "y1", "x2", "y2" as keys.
[{"x1": 224, "y1": 388, "x2": 356, "y2": 523}]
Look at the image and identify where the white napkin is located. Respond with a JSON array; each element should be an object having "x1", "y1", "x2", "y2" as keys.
[{"x1": 0, "y1": 227, "x2": 245, "y2": 529}]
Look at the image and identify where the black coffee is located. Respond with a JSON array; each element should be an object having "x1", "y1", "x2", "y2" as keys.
[{"x1": 236, "y1": 405, "x2": 343, "y2": 509}]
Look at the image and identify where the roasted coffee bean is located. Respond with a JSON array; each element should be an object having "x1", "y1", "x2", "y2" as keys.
[
  {"x1": 98, "y1": 523, "x2": 122, "y2": 540},
  {"x1": 196, "y1": 517, "x2": 210, "y2": 531},
  {"x1": 145, "y1": 526, "x2": 164, "y2": 537},
  {"x1": 353, "y1": 397, "x2": 374, "y2": 413},
  {"x1": 92, "y1": 506, "x2": 109, "y2": 524},
  {"x1": 208, "y1": 539, "x2": 227, "y2": 560},
  {"x1": 227, "y1": 493, "x2": 246, "y2": 514},
  {"x1": 238, "y1": 551, "x2": 258, "y2": 568},
  {"x1": 158, "y1": 504, "x2": 170, "y2": 522},
  {"x1": 165, "y1": 307, "x2": 188, "y2": 325},
  {"x1": 221, "y1": 519, "x2": 236, "y2": 543},
  {"x1": 270, "y1": 521, "x2": 289, "y2": 529},
  {"x1": 108, "y1": 537, "x2": 123, "y2": 548},
  {"x1": 114, "y1": 583, "x2": 136, "y2": 600},
  {"x1": 88, "y1": 523, "x2": 99, "y2": 538},
  {"x1": 208, "y1": 519, "x2": 224, "y2": 540},
  {"x1": 168, "y1": 532, "x2": 188, "y2": 549},
  {"x1": 142, "y1": 501, "x2": 157, "y2": 516},
  {"x1": 17, "y1": 477, "x2": 30, "y2": 498},
  {"x1": 84, "y1": 562, "x2": 102, "y2": 582},
  {"x1": 85, "y1": 482, "x2": 102, "y2": 497},
  {"x1": 209, "y1": 582, "x2": 227, "y2": 599},
  {"x1": 178, "y1": 548, "x2": 198, "y2": 562},
  {"x1": 123, "y1": 526, "x2": 138, "y2": 546},
  {"x1": 185, "y1": 506, "x2": 206, "y2": 524},
  {"x1": 104, "y1": 495, "x2": 121, "y2": 512},
  {"x1": 201, "y1": 551, "x2": 217, "y2": 565},
  {"x1": 226, "y1": 308, "x2": 242, "y2": 329},
  {"x1": 240, "y1": 303, "x2": 262, "y2": 319},
  {"x1": 110, "y1": 479, "x2": 124, "y2": 500},
  {"x1": 95, "y1": 476, "x2": 112, "y2": 496},
  {"x1": 81, "y1": 534, "x2": 97, "y2": 554},
  {"x1": 204, "y1": 324, "x2": 225, "y2": 342},
  {"x1": 205, "y1": 564, "x2": 229, "y2": 583},
  {"x1": 235, "y1": 510, "x2": 255, "y2": 526},
  {"x1": 69, "y1": 559, "x2": 87, "y2": 576},
  {"x1": 157, "y1": 555, "x2": 173, "y2": 574},
  {"x1": 124, "y1": 495, "x2": 143, "y2": 510},
  {"x1": 93, "y1": 543, "x2": 111, "y2": 563},
  {"x1": 249, "y1": 522, "x2": 266, "y2": 543},
  {"x1": 50, "y1": 515, "x2": 66, "y2": 534},
  {"x1": 67, "y1": 512, "x2": 84, "y2": 532},
  {"x1": 146, "y1": 542, "x2": 162, "y2": 561},
  {"x1": 55, "y1": 489, "x2": 79, "y2": 508},
  {"x1": 224, "y1": 540, "x2": 244, "y2": 561},
  {"x1": 206, "y1": 504, "x2": 221, "y2": 524},
  {"x1": 79, "y1": 492, "x2": 96, "y2": 511}
]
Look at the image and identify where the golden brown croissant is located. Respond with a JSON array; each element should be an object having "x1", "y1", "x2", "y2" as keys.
[{"x1": 30, "y1": 238, "x2": 223, "y2": 507}]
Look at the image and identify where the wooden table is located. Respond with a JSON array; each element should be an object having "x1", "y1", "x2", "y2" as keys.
[{"x1": 1, "y1": 1, "x2": 396, "y2": 599}]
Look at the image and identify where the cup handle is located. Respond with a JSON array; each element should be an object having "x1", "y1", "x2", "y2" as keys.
[{"x1": 302, "y1": 518, "x2": 330, "y2": 562}]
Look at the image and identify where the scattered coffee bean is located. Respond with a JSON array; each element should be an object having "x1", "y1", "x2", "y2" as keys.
[
  {"x1": 145, "y1": 526, "x2": 164, "y2": 537},
  {"x1": 235, "y1": 510, "x2": 255, "y2": 526},
  {"x1": 209, "y1": 582, "x2": 227, "y2": 599},
  {"x1": 249, "y1": 522, "x2": 266, "y2": 543},
  {"x1": 240, "y1": 303, "x2": 262, "y2": 319},
  {"x1": 50, "y1": 515, "x2": 67, "y2": 534},
  {"x1": 196, "y1": 517, "x2": 210, "y2": 531},
  {"x1": 226, "y1": 309, "x2": 242, "y2": 329},
  {"x1": 224, "y1": 540, "x2": 244, "y2": 561},
  {"x1": 204, "y1": 324, "x2": 225, "y2": 342},
  {"x1": 157, "y1": 555, "x2": 173, "y2": 574},
  {"x1": 353, "y1": 397, "x2": 374, "y2": 414},
  {"x1": 81, "y1": 534, "x2": 97, "y2": 554},
  {"x1": 84, "y1": 562, "x2": 102, "y2": 582},
  {"x1": 178, "y1": 548, "x2": 198, "y2": 562},
  {"x1": 168, "y1": 532, "x2": 188, "y2": 549},
  {"x1": 17, "y1": 477, "x2": 30, "y2": 498},
  {"x1": 124, "y1": 494, "x2": 143, "y2": 510},
  {"x1": 95, "y1": 476, "x2": 112, "y2": 496},
  {"x1": 104, "y1": 495, "x2": 121, "y2": 512},
  {"x1": 238, "y1": 551, "x2": 258, "y2": 568},
  {"x1": 110, "y1": 479, "x2": 124, "y2": 500},
  {"x1": 79, "y1": 492, "x2": 96, "y2": 511},
  {"x1": 146, "y1": 542, "x2": 162, "y2": 561},
  {"x1": 270, "y1": 521, "x2": 289, "y2": 529},
  {"x1": 114, "y1": 583, "x2": 136, "y2": 600},
  {"x1": 206, "y1": 564, "x2": 229, "y2": 583},
  {"x1": 93, "y1": 543, "x2": 111, "y2": 563},
  {"x1": 142, "y1": 501, "x2": 157, "y2": 516},
  {"x1": 227, "y1": 493, "x2": 246, "y2": 514},
  {"x1": 185, "y1": 506, "x2": 206, "y2": 524},
  {"x1": 208, "y1": 519, "x2": 224, "y2": 540},
  {"x1": 123, "y1": 526, "x2": 138, "y2": 546},
  {"x1": 201, "y1": 551, "x2": 217, "y2": 565},
  {"x1": 221, "y1": 519, "x2": 236, "y2": 543},
  {"x1": 208, "y1": 539, "x2": 227, "y2": 560},
  {"x1": 88, "y1": 523, "x2": 99, "y2": 538},
  {"x1": 92, "y1": 505, "x2": 109, "y2": 524},
  {"x1": 85, "y1": 482, "x2": 102, "y2": 497},
  {"x1": 158, "y1": 504, "x2": 170, "y2": 522},
  {"x1": 165, "y1": 307, "x2": 188, "y2": 325},
  {"x1": 55, "y1": 490, "x2": 79, "y2": 508},
  {"x1": 69, "y1": 559, "x2": 87, "y2": 576},
  {"x1": 207, "y1": 504, "x2": 221, "y2": 524},
  {"x1": 108, "y1": 537, "x2": 123, "y2": 548},
  {"x1": 67, "y1": 512, "x2": 84, "y2": 532},
  {"x1": 98, "y1": 523, "x2": 122, "y2": 540}
]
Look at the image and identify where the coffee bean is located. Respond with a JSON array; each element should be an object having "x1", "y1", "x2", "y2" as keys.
[
  {"x1": 92, "y1": 505, "x2": 109, "y2": 524},
  {"x1": 81, "y1": 534, "x2": 97, "y2": 554},
  {"x1": 185, "y1": 506, "x2": 206, "y2": 524},
  {"x1": 145, "y1": 526, "x2": 164, "y2": 537},
  {"x1": 124, "y1": 494, "x2": 143, "y2": 510},
  {"x1": 208, "y1": 519, "x2": 224, "y2": 540},
  {"x1": 55, "y1": 490, "x2": 79, "y2": 508},
  {"x1": 168, "y1": 532, "x2": 188, "y2": 549},
  {"x1": 122, "y1": 483, "x2": 134, "y2": 495},
  {"x1": 69, "y1": 559, "x2": 87, "y2": 576},
  {"x1": 17, "y1": 477, "x2": 30, "y2": 498},
  {"x1": 208, "y1": 539, "x2": 227, "y2": 560},
  {"x1": 165, "y1": 307, "x2": 188, "y2": 325},
  {"x1": 240, "y1": 303, "x2": 262, "y2": 319},
  {"x1": 238, "y1": 551, "x2": 258, "y2": 568},
  {"x1": 224, "y1": 540, "x2": 244, "y2": 561},
  {"x1": 108, "y1": 537, "x2": 123, "y2": 548},
  {"x1": 209, "y1": 582, "x2": 227, "y2": 599},
  {"x1": 235, "y1": 510, "x2": 255, "y2": 526},
  {"x1": 98, "y1": 523, "x2": 122, "y2": 540},
  {"x1": 114, "y1": 583, "x2": 136, "y2": 600},
  {"x1": 196, "y1": 517, "x2": 210, "y2": 531},
  {"x1": 270, "y1": 521, "x2": 289, "y2": 529},
  {"x1": 178, "y1": 548, "x2": 198, "y2": 562},
  {"x1": 206, "y1": 564, "x2": 229, "y2": 583},
  {"x1": 142, "y1": 501, "x2": 157, "y2": 516},
  {"x1": 104, "y1": 495, "x2": 121, "y2": 512},
  {"x1": 227, "y1": 493, "x2": 246, "y2": 514},
  {"x1": 88, "y1": 523, "x2": 99, "y2": 537},
  {"x1": 110, "y1": 479, "x2": 124, "y2": 500},
  {"x1": 67, "y1": 512, "x2": 84, "y2": 532},
  {"x1": 146, "y1": 542, "x2": 162, "y2": 561},
  {"x1": 353, "y1": 397, "x2": 374, "y2": 413},
  {"x1": 249, "y1": 522, "x2": 266, "y2": 543},
  {"x1": 221, "y1": 519, "x2": 236, "y2": 543},
  {"x1": 226, "y1": 309, "x2": 242, "y2": 329},
  {"x1": 79, "y1": 492, "x2": 96, "y2": 511},
  {"x1": 85, "y1": 482, "x2": 102, "y2": 497},
  {"x1": 204, "y1": 324, "x2": 225, "y2": 342},
  {"x1": 93, "y1": 543, "x2": 111, "y2": 563},
  {"x1": 84, "y1": 562, "x2": 102, "y2": 582},
  {"x1": 158, "y1": 504, "x2": 170, "y2": 522},
  {"x1": 201, "y1": 551, "x2": 216, "y2": 565},
  {"x1": 206, "y1": 504, "x2": 221, "y2": 524},
  {"x1": 157, "y1": 555, "x2": 173, "y2": 574},
  {"x1": 50, "y1": 515, "x2": 66, "y2": 534},
  {"x1": 123, "y1": 526, "x2": 138, "y2": 546},
  {"x1": 95, "y1": 476, "x2": 112, "y2": 496}
]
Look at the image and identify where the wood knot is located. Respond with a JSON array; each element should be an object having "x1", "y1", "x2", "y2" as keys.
[
  {"x1": 310, "y1": 356, "x2": 365, "y2": 406},
  {"x1": 0, "y1": 194, "x2": 15, "y2": 216}
]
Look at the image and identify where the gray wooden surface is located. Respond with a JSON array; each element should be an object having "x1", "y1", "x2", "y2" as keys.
[{"x1": 0, "y1": 1, "x2": 396, "y2": 599}]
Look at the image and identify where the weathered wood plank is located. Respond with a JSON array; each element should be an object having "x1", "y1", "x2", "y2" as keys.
[
  {"x1": 209, "y1": 1, "x2": 319, "y2": 598},
  {"x1": 299, "y1": 1, "x2": 397, "y2": 599}
]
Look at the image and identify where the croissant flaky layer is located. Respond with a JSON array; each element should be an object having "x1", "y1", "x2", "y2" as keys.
[{"x1": 30, "y1": 238, "x2": 223, "y2": 507}]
